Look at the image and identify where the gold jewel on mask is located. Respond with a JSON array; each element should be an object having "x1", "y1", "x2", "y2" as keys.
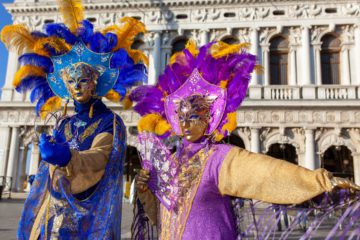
[{"x1": 176, "y1": 94, "x2": 216, "y2": 142}]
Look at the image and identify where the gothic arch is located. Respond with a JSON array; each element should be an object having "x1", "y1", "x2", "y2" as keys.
[
  {"x1": 233, "y1": 128, "x2": 251, "y2": 151},
  {"x1": 261, "y1": 129, "x2": 302, "y2": 156},
  {"x1": 317, "y1": 130, "x2": 357, "y2": 156}
]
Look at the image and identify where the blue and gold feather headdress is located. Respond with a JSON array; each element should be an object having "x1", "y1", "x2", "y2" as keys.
[{"x1": 1, "y1": 0, "x2": 148, "y2": 119}]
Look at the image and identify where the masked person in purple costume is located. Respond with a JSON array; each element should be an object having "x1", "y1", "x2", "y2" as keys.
[{"x1": 129, "y1": 40, "x2": 360, "y2": 240}]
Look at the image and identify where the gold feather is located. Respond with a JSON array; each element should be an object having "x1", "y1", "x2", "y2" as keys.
[
  {"x1": 185, "y1": 39, "x2": 199, "y2": 57},
  {"x1": 40, "y1": 96, "x2": 62, "y2": 120},
  {"x1": 1, "y1": 25, "x2": 36, "y2": 55},
  {"x1": 138, "y1": 114, "x2": 162, "y2": 133},
  {"x1": 155, "y1": 119, "x2": 171, "y2": 136},
  {"x1": 221, "y1": 112, "x2": 237, "y2": 133},
  {"x1": 33, "y1": 37, "x2": 71, "y2": 57},
  {"x1": 105, "y1": 89, "x2": 122, "y2": 102},
  {"x1": 122, "y1": 95, "x2": 133, "y2": 110},
  {"x1": 128, "y1": 49, "x2": 149, "y2": 66},
  {"x1": 211, "y1": 41, "x2": 251, "y2": 59},
  {"x1": 56, "y1": 0, "x2": 85, "y2": 33},
  {"x1": 13, "y1": 66, "x2": 46, "y2": 87},
  {"x1": 102, "y1": 17, "x2": 147, "y2": 51}
]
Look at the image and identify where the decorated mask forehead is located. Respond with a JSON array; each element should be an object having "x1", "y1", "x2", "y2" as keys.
[
  {"x1": 177, "y1": 95, "x2": 213, "y2": 121},
  {"x1": 61, "y1": 62, "x2": 105, "y2": 83},
  {"x1": 165, "y1": 69, "x2": 227, "y2": 136}
]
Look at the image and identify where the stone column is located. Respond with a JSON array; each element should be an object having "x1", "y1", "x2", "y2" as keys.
[
  {"x1": 353, "y1": 152, "x2": 360, "y2": 185},
  {"x1": 289, "y1": 45, "x2": 297, "y2": 86},
  {"x1": 15, "y1": 145, "x2": 28, "y2": 192},
  {"x1": 1, "y1": 52, "x2": 19, "y2": 101},
  {"x1": 354, "y1": 25, "x2": 360, "y2": 85},
  {"x1": 29, "y1": 141, "x2": 40, "y2": 176},
  {"x1": 303, "y1": 128, "x2": 316, "y2": 170},
  {"x1": 262, "y1": 45, "x2": 270, "y2": 86},
  {"x1": 0, "y1": 127, "x2": 11, "y2": 178},
  {"x1": 313, "y1": 43, "x2": 322, "y2": 85},
  {"x1": 250, "y1": 127, "x2": 261, "y2": 153},
  {"x1": 250, "y1": 28, "x2": 260, "y2": 85},
  {"x1": 148, "y1": 31, "x2": 161, "y2": 85},
  {"x1": 341, "y1": 44, "x2": 351, "y2": 85},
  {"x1": 200, "y1": 29, "x2": 209, "y2": 46},
  {"x1": 6, "y1": 127, "x2": 20, "y2": 191},
  {"x1": 301, "y1": 26, "x2": 311, "y2": 85}
]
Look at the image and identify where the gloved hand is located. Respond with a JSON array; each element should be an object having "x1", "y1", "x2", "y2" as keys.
[
  {"x1": 135, "y1": 169, "x2": 150, "y2": 192},
  {"x1": 330, "y1": 176, "x2": 360, "y2": 191},
  {"x1": 39, "y1": 129, "x2": 71, "y2": 167}
]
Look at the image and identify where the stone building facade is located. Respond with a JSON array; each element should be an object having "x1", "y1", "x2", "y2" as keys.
[{"x1": 1, "y1": 0, "x2": 360, "y2": 192}]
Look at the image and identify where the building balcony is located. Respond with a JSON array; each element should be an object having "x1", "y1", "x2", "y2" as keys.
[{"x1": 247, "y1": 85, "x2": 359, "y2": 101}]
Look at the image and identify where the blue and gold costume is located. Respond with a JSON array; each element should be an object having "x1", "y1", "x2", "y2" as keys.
[{"x1": 1, "y1": 0, "x2": 147, "y2": 239}]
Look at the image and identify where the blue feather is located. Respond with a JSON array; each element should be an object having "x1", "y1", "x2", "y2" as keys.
[
  {"x1": 18, "y1": 53, "x2": 53, "y2": 73},
  {"x1": 30, "y1": 82, "x2": 51, "y2": 103},
  {"x1": 110, "y1": 49, "x2": 134, "y2": 69},
  {"x1": 15, "y1": 76, "x2": 47, "y2": 93},
  {"x1": 77, "y1": 20, "x2": 94, "y2": 44},
  {"x1": 31, "y1": 31, "x2": 48, "y2": 39},
  {"x1": 105, "y1": 33, "x2": 118, "y2": 51},
  {"x1": 88, "y1": 32, "x2": 109, "y2": 53},
  {"x1": 44, "y1": 23, "x2": 77, "y2": 45},
  {"x1": 35, "y1": 90, "x2": 55, "y2": 116},
  {"x1": 117, "y1": 64, "x2": 147, "y2": 87}
]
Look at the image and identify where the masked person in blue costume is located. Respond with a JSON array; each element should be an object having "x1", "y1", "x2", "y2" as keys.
[{"x1": 1, "y1": 0, "x2": 148, "y2": 239}]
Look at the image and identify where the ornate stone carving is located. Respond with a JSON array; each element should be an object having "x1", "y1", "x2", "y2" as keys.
[
  {"x1": 289, "y1": 4, "x2": 322, "y2": 18},
  {"x1": 342, "y1": 3, "x2": 360, "y2": 16},
  {"x1": 192, "y1": 9, "x2": 207, "y2": 22},
  {"x1": 239, "y1": 7, "x2": 269, "y2": 20},
  {"x1": 99, "y1": 13, "x2": 115, "y2": 26},
  {"x1": 208, "y1": 8, "x2": 221, "y2": 21}
]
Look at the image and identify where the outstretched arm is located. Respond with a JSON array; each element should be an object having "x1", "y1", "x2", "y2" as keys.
[{"x1": 218, "y1": 147, "x2": 333, "y2": 204}]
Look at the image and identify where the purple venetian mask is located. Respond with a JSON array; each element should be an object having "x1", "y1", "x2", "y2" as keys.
[{"x1": 164, "y1": 69, "x2": 227, "y2": 136}]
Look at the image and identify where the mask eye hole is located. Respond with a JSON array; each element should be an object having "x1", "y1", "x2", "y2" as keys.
[
  {"x1": 79, "y1": 78, "x2": 89, "y2": 84},
  {"x1": 67, "y1": 80, "x2": 75, "y2": 84},
  {"x1": 189, "y1": 114, "x2": 200, "y2": 120}
]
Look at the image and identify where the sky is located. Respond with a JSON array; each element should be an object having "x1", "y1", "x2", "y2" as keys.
[{"x1": 0, "y1": 0, "x2": 14, "y2": 94}]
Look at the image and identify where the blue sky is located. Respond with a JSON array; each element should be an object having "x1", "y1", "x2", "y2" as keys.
[{"x1": 0, "y1": 0, "x2": 14, "y2": 93}]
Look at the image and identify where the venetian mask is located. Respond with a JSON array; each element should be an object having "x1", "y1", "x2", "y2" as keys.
[
  {"x1": 177, "y1": 95, "x2": 213, "y2": 142},
  {"x1": 60, "y1": 62, "x2": 105, "y2": 103}
]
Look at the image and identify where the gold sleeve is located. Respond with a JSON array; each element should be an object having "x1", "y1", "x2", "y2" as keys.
[
  {"x1": 65, "y1": 132, "x2": 113, "y2": 194},
  {"x1": 218, "y1": 147, "x2": 333, "y2": 204}
]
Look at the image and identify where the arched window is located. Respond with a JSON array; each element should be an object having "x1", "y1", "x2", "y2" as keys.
[
  {"x1": 321, "y1": 34, "x2": 341, "y2": 85},
  {"x1": 221, "y1": 36, "x2": 239, "y2": 45},
  {"x1": 221, "y1": 133, "x2": 245, "y2": 148},
  {"x1": 269, "y1": 36, "x2": 289, "y2": 85},
  {"x1": 171, "y1": 38, "x2": 188, "y2": 55},
  {"x1": 322, "y1": 146, "x2": 354, "y2": 181},
  {"x1": 267, "y1": 143, "x2": 297, "y2": 164}
]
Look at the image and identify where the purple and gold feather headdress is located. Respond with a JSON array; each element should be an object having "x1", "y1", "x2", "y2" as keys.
[
  {"x1": 130, "y1": 40, "x2": 259, "y2": 141},
  {"x1": 1, "y1": 0, "x2": 148, "y2": 119}
]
